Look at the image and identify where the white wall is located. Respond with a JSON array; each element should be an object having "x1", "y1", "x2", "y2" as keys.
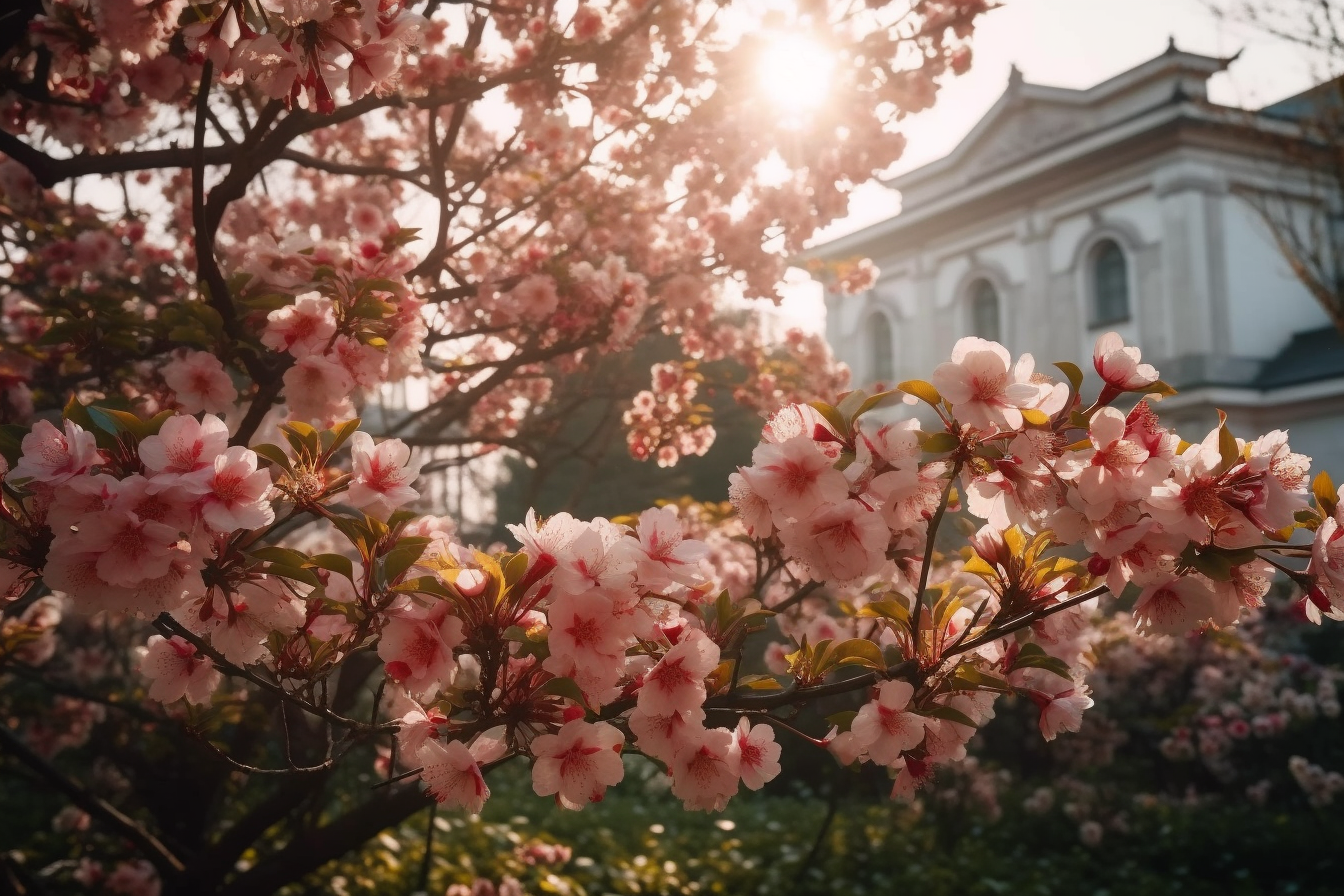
[{"x1": 1221, "y1": 194, "x2": 1329, "y2": 360}]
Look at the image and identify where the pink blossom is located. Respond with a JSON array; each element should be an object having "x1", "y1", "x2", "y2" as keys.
[
  {"x1": 552, "y1": 521, "x2": 639, "y2": 600},
  {"x1": 74, "y1": 510, "x2": 191, "y2": 587},
  {"x1": 543, "y1": 591, "x2": 636, "y2": 701},
  {"x1": 931, "y1": 337, "x2": 1041, "y2": 432},
  {"x1": 378, "y1": 599, "x2": 465, "y2": 697},
  {"x1": 508, "y1": 274, "x2": 560, "y2": 319},
  {"x1": 1093, "y1": 331, "x2": 1158, "y2": 395},
  {"x1": 104, "y1": 859, "x2": 160, "y2": 896},
  {"x1": 728, "y1": 470, "x2": 774, "y2": 538},
  {"x1": 418, "y1": 734, "x2": 506, "y2": 812},
  {"x1": 140, "y1": 635, "x2": 220, "y2": 705},
  {"x1": 741, "y1": 436, "x2": 848, "y2": 526},
  {"x1": 633, "y1": 505, "x2": 709, "y2": 592},
  {"x1": 200, "y1": 446, "x2": 275, "y2": 532},
  {"x1": 779, "y1": 499, "x2": 889, "y2": 584},
  {"x1": 530, "y1": 719, "x2": 625, "y2": 809},
  {"x1": 628, "y1": 707, "x2": 704, "y2": 763},
  {"x1": 1243, "y1": 430, "x2": 1311, "y2": 532},
  {"x1": 733, "y1": 718, "x2": 781, "y2": 790},
  {"x1": 508, "y1": 508, "x2": 585, "y2": 563},
  {"x1": 12, "y1": 419, "x2": 101, "y2": 484},
  {"x1": 638, "y1": 629, "x2": 719, "y2": 717},
  {"x1": 1133, "y1": 576, "x2": 1224, "y2": 635},
  {"x1": 263, "y1": 294, "x2": 338, "y2": 357},
  {"x1": 1035, "y1": 686, "x2": 1095, "y2": 741},
  {"x1": 139, "y1": 413, "x2": 230, "y2": 493},
  {"x1": 1309, "y1": 510, "x2": 1344, "y2": 619},
  {"x1": 850, "y1": 680, "x2": 925, "y2": 766},
  {"x1": 162, "y1": 352, "x2": 238, "y2": 415},
  {"x1": 347, "y1": 432, "x2": 422, "y2": 517},
  {"x1": 283, "y1": 354, "x2": 357, "y2": 423},
  {"x1": 669, "y1": 726, "x2": 740, "y2": 811},
  {"x1": 179, "y1": 578, "x2": 304, "y2": 665}
]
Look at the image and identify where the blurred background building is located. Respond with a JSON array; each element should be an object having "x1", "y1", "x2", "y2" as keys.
[{"x1": 813, "y1": 42, "x2": 1344, "y2": 474}]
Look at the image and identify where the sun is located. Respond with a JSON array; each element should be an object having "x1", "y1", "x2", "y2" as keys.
[{"x1": 756, "y1": 32, "x2": 836, "y2": 114}]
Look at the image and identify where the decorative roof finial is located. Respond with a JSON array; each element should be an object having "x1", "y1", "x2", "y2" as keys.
[
  {"x1": 1166, "y1": 34, "x2": 1178, "y2": 54},
  {"x1": 1007, "y1": 63, "x2": 1023, "y2": 88}
]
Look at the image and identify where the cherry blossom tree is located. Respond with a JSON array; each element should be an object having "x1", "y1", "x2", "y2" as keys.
[{"x1": 2, "y1": 2, "x2": 1343, "y2": 896}]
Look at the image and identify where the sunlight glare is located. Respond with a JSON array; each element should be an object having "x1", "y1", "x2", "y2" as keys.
[{"x1": 756, "y1": 33, "x2": 835, "y2": 114}]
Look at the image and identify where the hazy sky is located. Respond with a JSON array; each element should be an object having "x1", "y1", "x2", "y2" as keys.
[{"x1": 774, "y1": 0, "x2": 1331, "y2": 329}]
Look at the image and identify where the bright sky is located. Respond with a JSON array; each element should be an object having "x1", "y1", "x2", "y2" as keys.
[{"x1": 771, "y1": 0, "x2": 1332, "y2": 332}]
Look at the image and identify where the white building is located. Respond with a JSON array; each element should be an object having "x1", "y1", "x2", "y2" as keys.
[{"x1": 813, "y1": 43, "x2": 1344, "y2": 474}]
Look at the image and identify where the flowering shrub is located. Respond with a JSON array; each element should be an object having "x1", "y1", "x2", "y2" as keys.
[{"x1": 1, "y1": 1, "x2": 1342, "y2": 894}]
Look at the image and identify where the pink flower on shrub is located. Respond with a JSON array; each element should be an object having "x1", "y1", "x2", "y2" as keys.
[
  {"x1": 200, "y1": 446, "x2": 275, "y2": 532},
  {"x1": 669, "y1": 726, "x2": 739, "y2": 811},
  {"x1": 733, "y1": 718, "x2": 781, "y2": 790},
  {"x1": 1093, "y1": 331, "x2": 1158, "y2": 395},
  {"x1": 638, "y1": 629, "x2": 718, "y2": 717},
  {"x1": 530, "y1": 719, "x2": 625, "y2": 809},
  {"x1": 851, "y1": 680, "x2": 925, "y2": 766},
  {"x1": 162, "y1": 351, "x2": 238, "y2": 415},
  {"x1": 931, "y1": 337, "x2": 1040, "y2": 432},
  {"x1": 347, "y1": 432, "x2": 421, "y2": 517},
  {"x1": 378, "y1": 599, "x2": 465, "y2": 697},
  {"x1": 140, "y1": 635, "x2": 220, "y2": 705},
  {"x1": 418, "y1": 734, "x2": 505, "y2": 812},
  {"x1": 12, "y1": 419, "x2": 101, "y2": 484}
]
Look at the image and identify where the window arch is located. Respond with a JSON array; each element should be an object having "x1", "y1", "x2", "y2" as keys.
[
  {"x1": 868, "y1": 311, "x2": 894, "y2": 384},
  {"x1": 1089, "y1": 239, "x2": 1130, "y2": 327},
  {"x1": 968, "y1": 279, "x2": 1001, "y2": 343}
]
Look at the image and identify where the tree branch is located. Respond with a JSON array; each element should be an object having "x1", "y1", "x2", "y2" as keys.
[{"x1": 0, "y1": 724, "x2": 185, "y2": 878}]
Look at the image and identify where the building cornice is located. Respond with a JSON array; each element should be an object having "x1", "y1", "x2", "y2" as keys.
[{"x1": 806, "y1": 102, "x2": 1301, "y2": 263}]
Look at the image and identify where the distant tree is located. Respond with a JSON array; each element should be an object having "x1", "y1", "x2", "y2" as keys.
[{"x1": 1209, "y1": 0, "x2": 1344, "y2": 335}]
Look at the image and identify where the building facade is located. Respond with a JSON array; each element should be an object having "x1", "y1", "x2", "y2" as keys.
[{"x1": 815, "y1": 43, "x2": 1344, "y2": 473}]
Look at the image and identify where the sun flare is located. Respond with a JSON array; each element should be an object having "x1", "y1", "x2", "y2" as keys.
[{"x1": 756, "y1": 33, "x2": 835, "y2": 114}]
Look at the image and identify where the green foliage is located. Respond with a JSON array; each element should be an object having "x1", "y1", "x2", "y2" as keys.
[{"x1": 304, "y1": 756, "x2": 1344, "y2": 896}]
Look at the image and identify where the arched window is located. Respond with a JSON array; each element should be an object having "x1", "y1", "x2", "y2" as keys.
[
  {"x1": 969, "y1": 279, "x2": 1001, "y2": 343},
  {"x1": 1090, "y1": 239, "x2": 1130, "y2": 326},
  {"x1": 868, "y1": 312, "x2": 894, "y2": 384}
]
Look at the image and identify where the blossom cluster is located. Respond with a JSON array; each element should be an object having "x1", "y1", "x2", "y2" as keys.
[{"x1": 6, "y1": 330, "x2": 1341, "y2": 827}]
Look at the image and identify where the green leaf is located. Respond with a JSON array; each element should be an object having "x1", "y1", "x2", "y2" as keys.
[
  {"x1": 329, "y1": 514, "x2": 374, "y2": 560},
  {"x1": 1010, "y1": 643, "x2": 1073, "y2": 681},
  {"x1": 501, "y1": 551, "x2": 530, "y2": 588},
  {"x1": 856, "y1": 599, "x2": 910, "y2": 625},
  {"x1": 280, "y1": 422, "x2": 321, "y2": 461},
  {"x1": 827, "y1": 638, "x2": 885, "y2": 670},
  {"x1": 737, "y1": 675, "x2": 783, "y2": 691},
  {"x1": 898, "y1": 379, "x2": 942, "y2": 407},
  {"x1": 85, "y1": 406, "x2": 145, "y2": 438},
  {"x1": 392, "y1": 575, "x2": 454, "y2": 599},
  {"x1": 852, "y1": 389, "x2": 901, "y2": 421},
  {"x1": 1314, "y1": 471, "x2": 1337, "y2": 517},
  {"x1": 0, "y1": 424, "x2": 28, "y2": 466},
  {"x1": 825, "y1": 710, "x2": 858, "y2": 732},
  {"x1": 1052, "y1": 361, "x2": 1084, "y2": 393},
  {"x1": 322, "y1": 418, "x2": 363, "y2": 457},
  {"x1": 252, "y1": 443, "x2": 295, "y2": 475},
  {"x1": 1020, "y1": 408, "x2": 1051, "y2": 427},
  {"x1": 378, "y1": 537, "x2": 431, "y2": 585},
  {"x1": 1216, "y1": 410, "x2": 1240, "y2": 472},
  {"x1": 538, "y1": 676, "x2": 592, "y2": 710},
  {"x1": 921, "y1": 431, "x2": 959, "y2": 454},
  {"x1": 948, "y1": 664, "x2": 1011, "y2": 693},
  {"x1": 307, "y1": 553, "x2": 354, "y2": 582},
  {"x1": 835, "y1": 390, "x2": 869, "y2": 425},
  {"x1": 918, "y1": 703, "x2": 979, "y2": 730}
]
